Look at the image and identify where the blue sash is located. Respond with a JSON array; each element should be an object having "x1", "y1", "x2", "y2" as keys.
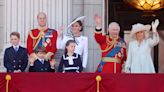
[
  {"x1": 34, "y1": 29, "x2": 55, "y2": 51},
  {"x1": 97, "y1": 38, "x2": 124, "y2": 72},
  {"x1": 106, "y1": 38, "x2": 124, "y2": 57}
]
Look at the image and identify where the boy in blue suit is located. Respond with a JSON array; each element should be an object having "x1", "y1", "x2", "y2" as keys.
[
  {"x1": 4, "y1": 32, "x2": 28, "y2": 72},
  {"x1": 29, "y1": 46, "x2": 55, "y2": 72}
]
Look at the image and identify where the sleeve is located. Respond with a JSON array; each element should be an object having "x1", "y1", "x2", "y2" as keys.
[
  {"x1": 124, "y1": 42, "x2": 132, "y2": 73},
  {"x1": 4, "y1": 49, "x2": 14, "y2": 72},
  {"x1": 20, "y1": 49, "x2": 28, "y2": 72},
  {"x1": 147, "y1": 32, "x2": 160, "y2": 48},
  {"x1": 56, "y1": 36, "x2": 63, "y2": 49},
  {"x1": 122, "y1": 41, "x2": 127, "y2": 65},
  {"x1": 58, "y1": 56, "x2": 64, "y2": 72},
  {"x1": 82, "y1": 37, "x2": 88, "y2": 68},
  {"x1": 57, "y1": 35, "x2": 67, "y2": 49},
  {"x1": 29, "y1": 66, "x2": 35, "y2": 72},
  {"x1": 49, "y1": 68, "x2": 55, "y2": 72},
  {"x1": 78, "y1": 55, "x2": 83, "y2": 72},
  {"x1": 27, "y1": 31, "x2": 34, "y2": 55},
  {"x1": 29, "y1": 61, "x2": 36, "y2": 72},
  {"x1": 48, "y1": 62, "x2": 55, "y2": 72},
  {"x1": 94, "y1": 28, "x2": 106, "y2": 45}
]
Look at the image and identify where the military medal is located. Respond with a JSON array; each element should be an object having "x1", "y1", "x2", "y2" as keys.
[{"x1": 46, "y1": 38, "x2": 51, "y2": 43}]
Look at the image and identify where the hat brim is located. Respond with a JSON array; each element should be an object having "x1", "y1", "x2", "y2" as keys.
[
  {"x1": 130, "y1": 25, "x2": 151, "y2": 38},
  {"x1": 66, "y1": 16, "x2": 86, "y2": 29}
]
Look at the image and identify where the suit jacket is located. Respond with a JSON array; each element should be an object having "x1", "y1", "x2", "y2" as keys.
[
  {"x1": 4, "y1": 46, "x2": 28, "y2": 72},
  {"x1": 29, "y1": 59, "x2": 55, "y2": 72}
]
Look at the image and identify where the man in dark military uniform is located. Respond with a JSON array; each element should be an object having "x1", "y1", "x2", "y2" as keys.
[{"x1": 4, "y1": 32, "x2": 28, "y2": 72}]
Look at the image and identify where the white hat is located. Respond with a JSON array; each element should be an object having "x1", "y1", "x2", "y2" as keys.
[
  {"x1": 130, "y1": 23, "x2": 151, "y2": 38},
  {"x1": 67, "y1": 16, "x2": 86, "y2": 29}
]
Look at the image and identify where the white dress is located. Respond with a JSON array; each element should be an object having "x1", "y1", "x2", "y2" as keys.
[
  {"x1": 57, "y1": 35, "x2": 88, "y2": 68},
  {"x1": 125, "y1": 33, "x2": 159, "y2": 73}
]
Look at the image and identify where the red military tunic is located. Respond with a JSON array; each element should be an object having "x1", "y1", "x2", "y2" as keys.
[
  {"x1": 94, "y1": 29, "x2": 127, "y2": 73},
  {"x1": 27, "y1": 28, "x2": 57, "y2": 60}
]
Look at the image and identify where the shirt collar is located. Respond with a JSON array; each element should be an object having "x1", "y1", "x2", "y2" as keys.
[
  {"x1": 38, "y1": 58, "x2": 44, "y2": 62},
  {"x1": 13, "y1": 45, "x2": 19, "y2": 49}
]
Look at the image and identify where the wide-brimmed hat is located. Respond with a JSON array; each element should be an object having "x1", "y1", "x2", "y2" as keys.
[{"x1": 130, "y1": 23, "x2": 151, "y2": 39}]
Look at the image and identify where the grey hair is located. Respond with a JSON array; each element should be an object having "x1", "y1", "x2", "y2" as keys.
[{"x1": 108, "y1": 22, "x2": 120, "y2": 31}]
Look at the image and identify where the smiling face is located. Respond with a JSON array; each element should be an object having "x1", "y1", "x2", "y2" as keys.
[
  {"x1": 136, "y1": 30, "x2": 145, "y2": 41},
  {"x1": 10, "y1": 35, "x2": 20, "y2": 46},
  {"x1": 37, "y1": 52, "x2": 46, "y2": 60},
  {"x1": 71, "y1": 22, "x2": 82, "y2": 35},
  {"x1": 37, "y1": 13, "x2": 47, "y2": 27},
  {"x1": 108, "y1": 22, "x2": 120, "y2": 37},
  {"x1": 66, "y1": 42, "x2": 76, "y2": 53}
]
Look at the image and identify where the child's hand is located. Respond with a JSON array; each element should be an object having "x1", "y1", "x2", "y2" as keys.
[
  {"x1": 29, "y1": 58, "x2": 35, "y2": 66},
  {"x1": 50, "y1": 60, "x2": 55, "y2": 69}
]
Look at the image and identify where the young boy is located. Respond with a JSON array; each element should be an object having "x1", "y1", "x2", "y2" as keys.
[
  {"x1": 29, "y1": 46, "x2": 55, "y2": 72},
  {"x1": 4, "y1": 32, "x2": 28, "y2": 72}
]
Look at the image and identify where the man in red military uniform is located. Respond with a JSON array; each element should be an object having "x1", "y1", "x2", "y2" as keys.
[
  {"x1": 94, "y1": 14, "x2": 127, "y2": 73},
  {"x1": 27, "y1": 12, "x2": 57, "y2": 63}
]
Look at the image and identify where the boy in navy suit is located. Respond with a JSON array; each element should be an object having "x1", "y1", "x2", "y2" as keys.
[
  {"x1": 4, "y1": 32, "x2": 28, "y2": 72},
  {"x1": 29, "y1": 46, "x2": 55, "y2": 72}
]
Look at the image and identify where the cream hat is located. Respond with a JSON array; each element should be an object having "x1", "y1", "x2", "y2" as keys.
[{"x1": 130, "y1": 23, "x2": 151, "y2": 39}]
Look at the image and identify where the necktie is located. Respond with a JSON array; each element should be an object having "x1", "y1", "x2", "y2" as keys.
[
  {"x1": 41, "y1": 60, "x2": 44, "y2": 64},
  {"x1": 15, "y1": 47, "x2": 18, "y2": 52}
]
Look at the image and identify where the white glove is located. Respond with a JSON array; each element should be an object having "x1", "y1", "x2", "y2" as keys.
[{"x1": 152, "y1": 19, "x2": 159, "y2": 33}]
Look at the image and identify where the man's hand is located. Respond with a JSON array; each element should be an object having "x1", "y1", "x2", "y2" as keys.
[{"x1": 94, "y1": 14, "x2": 102, "y2": 28}]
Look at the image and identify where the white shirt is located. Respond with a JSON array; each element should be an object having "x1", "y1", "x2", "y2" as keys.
[
  {"x1": 125, "y1": 33, "x2": 159, "y2": 73},
  {"x1": 57, "y1": 35, "x2": 88, "y2": 68},
  {"x1": 38, "y1": 58, "x2": 45, "y2": 64},
  {"x1": 13, "y1": 45, "x2": 19, "y2": 51}
]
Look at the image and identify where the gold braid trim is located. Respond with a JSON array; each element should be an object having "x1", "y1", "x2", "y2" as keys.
[
  {"x1": 29, "y1": 30, "x2": 41, "y2": 40},
  {"x1": 100, "y1": 36, "x2": 117, "y2": 53},
  {"x1": 29, "y1": 29, "x2": 45, "y2": 39},
  {"x1": 29, "y1": 29, "x2": 45, "y2": 48}
]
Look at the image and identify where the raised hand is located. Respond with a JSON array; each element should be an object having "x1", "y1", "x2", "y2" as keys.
[
  {"x1": 57, "y1": 26, "x2": 65, "y2": 38},
  {"x1": 94, "y1": 14, "x2": 102, "y2": 27},
  {"x1": 152, "y1": 19, "x2": 159, "y2": 33},
  {"x1": 50, "y1": 60, "x2": 55, "y2": 69}
]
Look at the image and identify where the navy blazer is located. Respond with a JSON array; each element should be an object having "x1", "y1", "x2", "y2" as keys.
[
  {"x1": 4, "y1": 46, "x2": 28, "y2": 72},
  {"x1": 29, "y1": 59, "x2": 55, "y2": 72}
]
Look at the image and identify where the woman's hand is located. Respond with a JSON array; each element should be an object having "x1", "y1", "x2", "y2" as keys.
[
  {"x1": 152, "y1": 19, "x2": 159, "y2": 33},
  {"x1": 57, "y1": 26, "x2": 65, "y2": 38}
]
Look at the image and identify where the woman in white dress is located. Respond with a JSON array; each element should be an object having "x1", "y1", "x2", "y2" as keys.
[
  {"x1": 57, "y1": 19, "x2": 88, "y2": 69},
  {"x1": 125, "y1": 19, "x2": 160, "y2": 73}
]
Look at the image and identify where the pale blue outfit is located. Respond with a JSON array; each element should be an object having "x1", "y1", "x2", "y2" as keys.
[{"x1": 125, "y1": 33, "x2": 159, "y2": 73}]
